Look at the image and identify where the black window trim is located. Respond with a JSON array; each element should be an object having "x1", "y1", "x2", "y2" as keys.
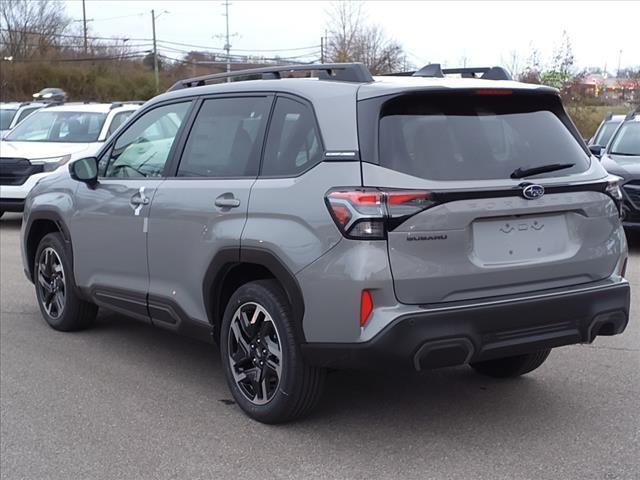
[
  {"x1": 96, "y1": 98, "x2": 197, "y2": 181},
  {"x1": 257, "y1": 93, "x2": 326, "y2": 179},
  {"x1": 165, "y1": 92, "x2": 275, "y2": 180}
]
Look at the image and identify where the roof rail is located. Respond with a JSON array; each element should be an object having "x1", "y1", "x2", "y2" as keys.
[
  {"x1": 412, "y1": 63, "x2": 512, "y2": 81},
  {"x1": 167, "y1": 63, "x2": 374, "y2": 91},
  {"x1": 43, "y1": 101, "x2": 64, "y2": 108},
  {"x1": 604, "y1": 111, "x2": 613, "y2": 121},
  {"x1": 624, "y1": 104, "x2": 640, "y2": 120},
  {"x1": 110, "y1": 101, "x2": 145, "y2": 110}
]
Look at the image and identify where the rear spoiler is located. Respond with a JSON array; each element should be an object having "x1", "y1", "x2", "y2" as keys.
[{"x1": 382, "y1": 63, "x2": 512, "y2": 81}]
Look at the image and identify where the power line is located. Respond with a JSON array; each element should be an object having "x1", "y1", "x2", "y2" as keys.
[
  {"x1": 9, "y1": 52, "x2": 149, "y2": 63},
  {"x1": 0, "y1": 28, "x2": 150, "y2": 43},
  {"x1": 73, "y1": 12, "x2": 147, "y2": 23},
  {"x1": 1, "y1": 28, "x2": 322, "y2": 55},
  {"x1": 157, "y1": 37, "x2": 321, "y2": 53}
]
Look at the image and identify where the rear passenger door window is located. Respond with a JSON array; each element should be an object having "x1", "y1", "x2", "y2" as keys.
[
  {"x1": 261, "y1": 97, "x2": 323, "y2": 177},
  {"x1": 177, "y1": 96, "x2": 271, "y2": 178}
]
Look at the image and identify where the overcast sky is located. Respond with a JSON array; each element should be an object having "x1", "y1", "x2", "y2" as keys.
[{"x1": 65, "y1": 0, "x2": 639, "y2": 72}]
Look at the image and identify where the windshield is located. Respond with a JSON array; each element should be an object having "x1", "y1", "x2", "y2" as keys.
[
  {"x1": 0, "y1": 109, "x2": 17, "y2": 130},
  {"x1": 609, "y1": 122, "x2": 640, "y2": 156},
  {"x1": 377, "y1": 93, "x2": 590, "y2": 181},
  {"x1": 5, "y1": 110, "x2": 107, "y2": 143},
  {"x1": 593, "y1": 121, "x2": 621, "y2": 146}
]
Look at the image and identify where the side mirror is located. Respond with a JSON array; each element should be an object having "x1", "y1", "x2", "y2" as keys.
[
  {"x1": 588, "y1": 145, "x2": 604, "y2": 158},
  {"x1": 70, "y1": 157, "x2": 98, "y2": 185}
]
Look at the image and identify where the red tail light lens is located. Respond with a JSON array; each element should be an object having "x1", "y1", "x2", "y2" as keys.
[
  {"x1": 325, "y1": 188, "x2": 436, "y2": 239},
  {"x1": 360, "y1": 290, "x2": 373, "y2": 327}
]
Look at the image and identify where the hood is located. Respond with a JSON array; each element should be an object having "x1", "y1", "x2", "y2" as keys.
[
  {"x1": 0, "y1": 140, "x2": 99, "y2": 161},
  {"x1": 600, "y1": 153, "x2": 640, "y2": 180}
]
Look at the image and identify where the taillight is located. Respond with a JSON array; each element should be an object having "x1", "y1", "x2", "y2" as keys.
[
  {"x1": 606, "y1": 176, "x2": 623, "y2": 216},
  {"x1": 325, "y1": 188, "x2": 436, "y2": 239}
]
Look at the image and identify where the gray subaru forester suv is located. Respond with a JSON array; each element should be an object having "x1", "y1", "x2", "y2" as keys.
[{"x1": 21, "y1": 63, "x2": 630, "y2": 423}]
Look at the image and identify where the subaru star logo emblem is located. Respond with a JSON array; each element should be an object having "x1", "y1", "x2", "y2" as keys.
[{"x1": 522, "y1": 184, "x2": 545, "y2": 200}]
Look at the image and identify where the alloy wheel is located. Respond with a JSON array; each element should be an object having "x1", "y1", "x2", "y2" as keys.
[
  {"x1": 37, "y1": 247, "x2": 66, "y2": 319},
  {"x1": 227, "y1": 302, "x2": 283, "y2": 405}
]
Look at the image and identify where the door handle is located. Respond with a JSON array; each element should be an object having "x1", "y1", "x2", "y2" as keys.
[
  {"x1": 130, "y1": 196, "x2": 150, "y2": 206},
  {"x1": 215, "y1": 194, "x2": 241, "y2": 208},
  {"x1": 130, "y1": 187, "x2": 150, "y2": 216}
]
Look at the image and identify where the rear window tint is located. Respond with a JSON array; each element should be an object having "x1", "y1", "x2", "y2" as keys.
[{"x1": 377, "y1": 93, "x2": 590, "y2": 181}]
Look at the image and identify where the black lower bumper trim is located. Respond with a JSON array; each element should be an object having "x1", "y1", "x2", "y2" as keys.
[
  {"x1": 0, "y1": 199, "x2": 25, "y2": 212},
  {"x1": 302, "y1": 282, "x2": 630, "y2": 371}
]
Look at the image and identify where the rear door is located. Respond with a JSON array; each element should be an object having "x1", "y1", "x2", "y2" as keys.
[
  {"x1": 146, "y1": 94, "x2": 272, "y2": 327},
  {"x1": 359, "y1": 90, "x2": 623, "y2": 304}
]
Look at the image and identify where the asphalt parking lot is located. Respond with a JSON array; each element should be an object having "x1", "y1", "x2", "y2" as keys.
[{"x1": 1, "y1": 212, "x2": 638, "y2": 480}]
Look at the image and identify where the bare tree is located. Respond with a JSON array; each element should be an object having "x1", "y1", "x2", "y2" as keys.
[
  {"x1": 551, "y1": 30, "x2": 574, "y2": 76},
  {"x1": 325, "y1": 1, "x2": 406, "y2": 74},
  {"x1": 519, "y1": 43, "x2": 542, "y2": 83},
  {"x1": 501, "y1": 50, "x2": 520, "y2": 79},
  {"x1": 0, "y1": 0, "x2": 72, "y2": 59}
]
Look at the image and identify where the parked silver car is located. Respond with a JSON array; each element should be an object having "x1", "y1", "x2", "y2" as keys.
[{"x1": 20, "y1": 63, "x2": 630, "y2": 423}]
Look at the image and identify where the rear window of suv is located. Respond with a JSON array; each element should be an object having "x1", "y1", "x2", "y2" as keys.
[{"x1": 376, "y1": 92, "x2": 590, "y2": 181}]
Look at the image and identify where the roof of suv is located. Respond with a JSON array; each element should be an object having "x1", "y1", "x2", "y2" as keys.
[
  {"x1": 42, "y1": 103, "x2": 142, "y2": 114},
  {"x1": 157, "y1": 74, "x2": 556, "y2": 106}
]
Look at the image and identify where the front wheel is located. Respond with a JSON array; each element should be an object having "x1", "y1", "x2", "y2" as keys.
[
  {"x1": 34, "y1": 233, "x2": 97, "y2": 331},
  {"x1": 220, "y1": 280, "x2": 325, "y2": 423},
  {"x1": 470, "y1": 349, "x2": 551, "y2": 378}
]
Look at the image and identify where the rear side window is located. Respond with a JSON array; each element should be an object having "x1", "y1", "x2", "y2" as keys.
[
  {"x1": 261, "y1": 97, "x2": 322, "y2": 177},
  {"x1": 177, "y1": 96, "x2": 270, "y2": 178},
  {"x1": 377, "y1": 93, "x2": 590, "y2": 181}
]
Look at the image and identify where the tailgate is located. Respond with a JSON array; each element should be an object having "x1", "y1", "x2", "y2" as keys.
[{"x1": 387, "y1": 191, "x2": 622, "y2": 304}]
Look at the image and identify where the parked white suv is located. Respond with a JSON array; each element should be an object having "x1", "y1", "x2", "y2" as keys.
[
  {"x1": 0, "y1": 102, "x2": 49, "y2": 138},
  {"x1": 0, "y1": 102, "x2": 142, "y2": 215}
]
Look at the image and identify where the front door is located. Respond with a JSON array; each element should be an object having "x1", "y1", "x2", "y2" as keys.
[{"x1": 70, "y1": 101, "x2": 193, "y2": 320}]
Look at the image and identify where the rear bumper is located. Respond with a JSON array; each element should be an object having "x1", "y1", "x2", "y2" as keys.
[{"x1": 301, "y1": 281, "x2": 630, "y2": 371}]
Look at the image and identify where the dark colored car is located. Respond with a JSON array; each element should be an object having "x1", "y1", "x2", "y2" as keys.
[
  {"x1": 600, "y1": 107, "x2": 640, "y2": 227},
  {"x1": 32, "y1": 88, "x2": 67, "y2": 103}
]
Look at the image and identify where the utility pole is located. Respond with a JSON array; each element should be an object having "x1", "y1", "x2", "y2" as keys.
[
  {"x1": 320, "y1": 36, "x2": 324, "y2": 64},
  {"x1": 151, "y1": 9, "x2": 159, "y2": 94},
  {"x1": 82, "y1": 0, "x2": 88, "y2": 54},
  {"x1": 617, "y1": 49, "x2": 623, "y2": 77},
  {"x1": 223, "y1": 1, "x2": 231, "y2": 81}
]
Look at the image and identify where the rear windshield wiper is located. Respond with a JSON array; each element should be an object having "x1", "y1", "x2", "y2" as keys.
[{"x1": 510, "y1": 163, "x2": 575, "y2": 179}]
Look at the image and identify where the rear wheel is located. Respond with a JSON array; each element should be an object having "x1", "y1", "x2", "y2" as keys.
[
  {"x1": 470, "y1": 349, "x2": 551, "y2": 378},
  {"x1": 34, "y1": 233, "x2": 97, "y2": 331},
  {"x1": 220, "y1": 279, "x2": 325, "y2": 423}
]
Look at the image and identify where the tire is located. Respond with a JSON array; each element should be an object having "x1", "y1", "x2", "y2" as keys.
[
  {"x1": 220, "y1": 279, "x2": 325, "y2": 424},
  {"x1": 470, "y1": 349, "x2": 551, "y2": 378},
  {"x1": 34, "y1": 232, "x2": 97, "y2": 331}
]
